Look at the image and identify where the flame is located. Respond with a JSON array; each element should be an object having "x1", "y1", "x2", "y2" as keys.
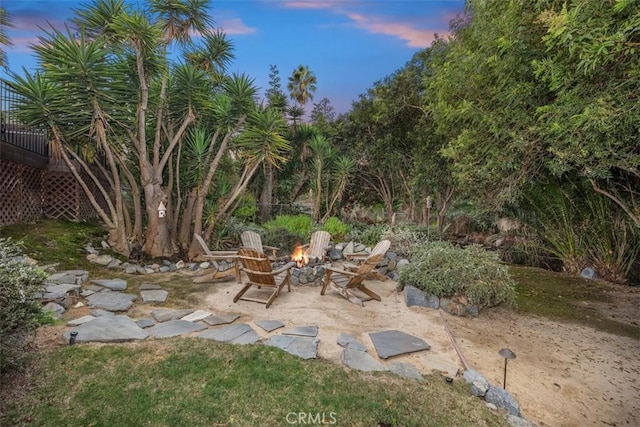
[{"x1": 291, "y1": 244, "x2": 308, "y2": 268}]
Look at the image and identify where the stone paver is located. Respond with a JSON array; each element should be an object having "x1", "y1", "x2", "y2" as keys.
[
  {"x1": 254, "y1": 319, "x2": 284, "y2": 332},
  {"x1": 150, "y1": 308, "x2": 194, "y2": 323},
  {"x1": 46, "y1": 283, "x2": 82, "y2": 295},
  {"x1": 140, "y1": 283, "x2": 162, "y2": 290},
  {"x1": 181, "y1": 310, "x2": 212, "y2": 322},
  {"x1": 86, "y1": 291, "x2": 137, "y2": 311},
  {"x1": 140, "y1": 289, "x2": 168, "y2": 303},
  {"x1": 63, "y1": 315, "x2": 148, "y2": 343},
  {"x1": 91, "y1": 279, "x2": 127, "y2": 291},
  {"x1": 369, "y1": 330, "x2": 430, "y2": 359},
  {"x1": 337, "y1": 333, "x2": 367, "y2": 351},
  {"x1": 389, "y1": 362, "x2": 423, "y2": 380},
  {"x1": 147, "y1": 319, "x2": 207, "y2": 338},
  {"x1": 67, "y1": 315, "x2": 96, "y2": 326},
  {"x1": 203, "y1": 314, "x2": 240, "y2": 326},
  {"x1": 264, "y1": 335, "x2": 318, "y2": 359},
  {"x1": 282, "y1": 325, "x2": 318, "y2": 337},
  {"x1": 197, "y1": 323, "x2": 260, "y2": 344},
  {"x1": 340, "y1": 348, "x2": 387, "y2": 372}
]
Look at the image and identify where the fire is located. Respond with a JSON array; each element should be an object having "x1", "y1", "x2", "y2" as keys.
[{"x1": 291, "y1": 244, "x2": 308, "y2": 268}]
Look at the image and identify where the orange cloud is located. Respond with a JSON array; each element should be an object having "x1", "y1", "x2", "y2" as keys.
[{"x1": 346, "y1": 12, "x2": 446, "y2": 48}]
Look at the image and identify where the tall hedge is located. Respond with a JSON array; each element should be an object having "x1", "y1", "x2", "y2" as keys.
[{"x1": 0, "y1": 238, "x2": 47, "y2": 373}]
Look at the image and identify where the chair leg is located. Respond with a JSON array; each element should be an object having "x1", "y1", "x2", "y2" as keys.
[
  {"x1": 357, "y1": 285, "x2": 381, "y2": 302},
  {"x1": 233, "y1": 283, "x2": 252, "y2": 303},
  {"x1": 265, "y1": 289, "x2": 279, "y2": 309},
  {"x1": 321, "y1": 270, "x2": 332, "y2": 295}
]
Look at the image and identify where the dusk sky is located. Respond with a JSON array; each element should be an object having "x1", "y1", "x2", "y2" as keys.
[{"x1": 3, "y1": 0, "x2": 465, "y2": 115}]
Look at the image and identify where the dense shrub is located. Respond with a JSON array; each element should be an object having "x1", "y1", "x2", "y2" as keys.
[
  {"x1": 0, "y1": 238, "x2": 47, "y2": 374},
  {"x1": 263, "y1": 215, "x2": 313, "y2": 239},
  {"x1": 398, "y1": 241, "x2": 516, "y2": 309},
  {"x1": 321, "y1": 217, "x2": 350, "y2": 241},
  {"x1": 349, "y1": 223, "x2": 390, "y2": 246},
  {"x1": 263, "y1": 227, "x2": 304, "y2": 256},
  {"x1": 383, "y1": 225, "x2": 430, "y2": 258}
]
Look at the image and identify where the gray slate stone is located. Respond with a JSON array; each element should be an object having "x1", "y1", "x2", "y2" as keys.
[
  {"x1": 282, "y1": 325, "x2": 318, "y2": 337},
  {"x1": 86, "y1": 291, "x2": 137, "y2": 311},
  {"x1": 341, "y1": 348, "x2": 387, "y2": 372},
  {"x1": 45, "y1": 284, "x2": 81, "y2": 295},
  {"x1": 140, "y1": 289, "x2": 168, "y2": 303},
  {"x1": 337, "y1": 333, "x2": 367, "y2": 352},
  {"x1": 254, "y1": 319, "x2": 285, "y2": 332},
  {"x1": 507, "y1": 415, "x2": 536, "y2": 427},
  {"x1": 147, "y1": 319, "x2": 207, "y2": 338},
  {"x1": 91, "y1": 279, "x2": 127, "y2": 291},
  {"x1": 485, "y1": 386, "x2": 520, "y2": 416},
  {"x1": 463, "y1": 369, "x2": 490, "y2": 389},
  {"x1": 264, "y1": 335, "x2": 318, "y2": 359},
  {"x1": 197, "y1": 323, "x2": 260, "y2": 344},
  {"x1": 136, "y1": 318, "x2": 155, "y2": 328},
  {"x1": 62, "y1": 315, "x2": 148, "y2": 343},
  {"x1": 151, "y1": 308, "x2": 195, "y2": 323},
  {"x1": 404, "y1": 286, "x2": 439, "y2": 309},
  {"x1": 42, "y1": 302, "x2": 65, "y2": 319},
  {"x1": 203, "y1": 314, "x2": 241, "y2": 326},
  {"x1": 140, "y1": 283, "x2": 162, "y2": 290},
  {"x1": 369, "y1": 330, "x2": 430, "y2": 359},
  {"x1": 90, "y1": 308, "x2": 115, "y2": 317},
  {"x1": 92, "y1": 255, "x2": 114, "y2": 266},
  {"x1": 389, "y1": 362, "x2": 423, "y2": 381},
  {"x1": 67, "y1": 315, "x2": 96, "y2": 326},
  {"x1": 471, "y1": 380, "x2": 489, "y2": 397},
  {"x1": 181, "y1": 310, "x2": 212, "y2": 322},
  {"x1": 81, "y1": 289, "x2": 95, "y2": 297},
  {"x1": 580, "y1": 267, "x2": 597, "y2": 280}
]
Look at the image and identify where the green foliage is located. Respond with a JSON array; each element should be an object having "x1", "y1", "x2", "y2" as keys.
[
  {"x1": 321, "y1": 217, "x2": 349, "y2": 241},
  {"x1": 349, "y1": 223, "x2": 391, "y2": 246},
  {"x1": 399, "y1": 241, "x2": 516, "y2": 309},
  {"x1": 231, "y1": 193, "x2": 258, "y2": 222},
  {"x1": 0, "y1": 238, "x2": 47, "y2": 374},
  {"x1": 263, "y1": 214, "x2": 313, "y2": 240},
  {"x1": 383, "y1": 225, "x2": 430, "y2": 258},
  {"x1": 262, "y1": 227, "x2": 301, "y2": 255}
]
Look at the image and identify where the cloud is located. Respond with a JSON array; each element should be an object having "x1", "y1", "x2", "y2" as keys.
[
  {"x1": 217, "y1": 18, "x2": 257, "y2": 35},
  {"x1": 346, "y1": 13, "x2": 444, "y2": 48},
  {"x1": 282, "y1": 1, "x2": 338, "y2": 10}
]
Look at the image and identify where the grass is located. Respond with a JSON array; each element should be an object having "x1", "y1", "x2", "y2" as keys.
[
  {"x1": 1, "y1": 339, "x2": 506, "y2": 427},
  {"x1": 510, "y1": 265, "x2": 640, "y2": 340}
]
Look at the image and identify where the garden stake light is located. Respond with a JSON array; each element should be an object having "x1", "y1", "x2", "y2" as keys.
[
  {"x1": 499, "y1": 348, "x2": 516, "y2": 390},
  {"x1": 69, "y1": 331, "x2": 78, "y2": 345}
]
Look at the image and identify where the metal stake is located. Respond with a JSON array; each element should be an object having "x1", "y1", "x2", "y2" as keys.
[{"x1": 499, "y1": 348, "x2": 516, "y2": 390}]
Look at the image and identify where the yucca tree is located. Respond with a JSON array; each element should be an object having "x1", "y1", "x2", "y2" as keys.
[
  {"x1": 308, "y1": 134, "x2": 332, "y2": 222},
  {"x1": 5, "y1": 27, "x2": 136, "y2": 255},
  {"x1": 321, "y1": 155, "x2": 356, "y2": 223},
  {"x1": 212, "y1": 106, "x2": 290, "y2": 233},
  {"x1": 0, "y1": 6, "x2": 14, "y2": 68}
]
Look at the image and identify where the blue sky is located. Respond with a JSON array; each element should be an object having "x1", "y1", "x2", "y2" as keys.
[{"x1": 3, "y1": 0, "x2": 465, "y2": 115}]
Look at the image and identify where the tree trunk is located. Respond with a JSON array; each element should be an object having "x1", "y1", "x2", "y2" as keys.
[
  {"x1": 142, "y1": 184, "x2": 173, "y2": 258},
  {"x1": 259, "y1": 164, "x2": 274, "y2": 222}
]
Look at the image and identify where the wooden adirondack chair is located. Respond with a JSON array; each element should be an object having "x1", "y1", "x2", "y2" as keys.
[
  {"x1": 234, "y1": 248, "x2": 296, "y2": 308},
  {"x1": 240, "y1": 230, "x2": 279, "y2": 260},
  {"x1": 301, "y1": 230, "x2": 332, "y2": 263},
  {"x1": 192, "y1": 234, "x2": 241, "y2": 284},
  {"x1": 320, "y1": 239, "x2": 391, "y2": 305}
]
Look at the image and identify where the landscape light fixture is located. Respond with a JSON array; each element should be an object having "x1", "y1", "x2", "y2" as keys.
[
  {"x1": 69, "y1": 331, "x2": 78, "y2": 345},
  {"x1": 499, "y1": 348, "x2": 516, "y2": 389}
]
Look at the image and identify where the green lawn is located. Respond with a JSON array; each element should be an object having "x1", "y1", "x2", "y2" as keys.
[{"x1": 1, "y1": 339, "x2": 506, "y2": 427}]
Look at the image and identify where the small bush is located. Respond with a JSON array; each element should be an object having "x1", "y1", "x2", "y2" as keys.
[
  {"x1": 349, "y1": 223, "x2": 391, "y2": 246},
  {"x1": 383, "y1": 225, "x2": 430, "y2": 258},
  {"x1": 263, "y1": 215, "x2": 313, "y2": 239},
  {"x1": 398, "y1": 241, "x2": 516, "y2": 309},
  {"x1": 321, "y1": 217, "x2": 350, "y2": 241},
  {"x1": 0, "y1": 238, "x2": 47, "y2": 374},
  {"x1": 263, "y1": 227, "x2": 303, "y2": 255},
  {"x1": 232, "y1": 193, "x2": 258, "y2": 222}
]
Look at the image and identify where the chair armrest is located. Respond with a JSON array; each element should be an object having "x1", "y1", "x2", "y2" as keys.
[
  {"x1": 324, "y1": 265, "x2": 359, "y2": 277},
  {"x1": 272, "y1": 261, "x2": 296, "y2": 275},
  {"x1": 263, "y1": 245, "x2": 279, "y2": 251}
]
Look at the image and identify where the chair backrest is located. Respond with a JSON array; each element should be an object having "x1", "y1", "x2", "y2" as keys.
[
  {"x1": 307, "y1": 230, "x2": 331, "y2": 261},
  {"x1": 237, "y1": 248, "x2": 276, "y2": 287},
  {"x1": 241, "y1": 230, "x2": 264, "y2": 253},
  {"x1": 193, "y1": 234, "x2": 212, "y2": 256},
  {"x1": 345, "y1": 240, "x2": 391, "y2": 289}
]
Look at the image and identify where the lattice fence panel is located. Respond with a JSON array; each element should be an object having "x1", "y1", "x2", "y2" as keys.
[
  {"x1": 43, "y1": 171, "x2": 104, "y2": 222},
  {"x1": 0, "y1": 159, "x2": 44, "y2": 225}
]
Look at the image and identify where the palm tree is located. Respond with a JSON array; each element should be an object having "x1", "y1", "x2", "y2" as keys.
[{"x1": 287, "y1": 64, "x2": 317, "y2": 110}]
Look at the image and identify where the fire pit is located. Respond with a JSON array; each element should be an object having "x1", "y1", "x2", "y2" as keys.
[{"x1": 288, "y1": 244, "x2": 330, "y2": 286}]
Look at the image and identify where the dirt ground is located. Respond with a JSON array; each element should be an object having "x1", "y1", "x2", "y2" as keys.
[{"x1": 36, "y1": 272, "x2": 640, "y2": 427}]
